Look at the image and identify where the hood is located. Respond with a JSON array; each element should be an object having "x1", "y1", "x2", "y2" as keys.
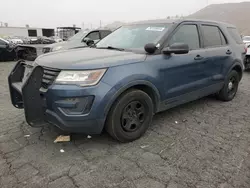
[
  {"x1": 35, "y1": 48, "x2": 146, "y2": 69},
  {"x1": 44, "y1": 40, "x2": 86, "y2": 51},
  {"x1": 44, "y1": 41, "x2": 67, "y2": 48}
]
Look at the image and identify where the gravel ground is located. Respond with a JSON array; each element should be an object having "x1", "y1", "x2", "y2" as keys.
[{"x1": 1, "y1": 61, "x2": 250, "y2": 188}]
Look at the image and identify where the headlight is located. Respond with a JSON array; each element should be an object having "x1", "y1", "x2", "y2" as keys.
[
  {"x1": 52, "y1": 46, "x2": 63, "y2": 51},
  {"x1": 55, "y1": 69, "x2": 106, "y2": 86}
]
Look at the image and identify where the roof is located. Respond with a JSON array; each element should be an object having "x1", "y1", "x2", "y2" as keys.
[
  {"x1": 125, "y1": 18, "x2": 236, "y2": 28},
  {"x1": 91, "y1": 28, "x2": 112, "y2": 32},
  {"x1": 57, "y1": 27, "x2": 81, "y2": 30},
  {"x1": 128, "y1": 19, "x2": 178, "y2": 25}
]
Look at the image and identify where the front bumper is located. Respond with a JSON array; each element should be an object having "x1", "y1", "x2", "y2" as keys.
[{"x1": 8, "y1": 61, "x2": 113, "y2": 134}]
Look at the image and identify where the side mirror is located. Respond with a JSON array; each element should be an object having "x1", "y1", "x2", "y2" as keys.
[
  {"x1": 83, "y1": 37, "x2": 94, "y2": 46},
  {"x1": 144, "y1": 43, "x2": 157, "y2": 54},
  {"x1": 162, "y1": 43, "x2": 189, "y2": 55}
]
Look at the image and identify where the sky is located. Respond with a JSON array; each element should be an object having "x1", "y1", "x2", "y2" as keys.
[{"x1": 0, "y1": 0, "x2": 248, "y2": 29}]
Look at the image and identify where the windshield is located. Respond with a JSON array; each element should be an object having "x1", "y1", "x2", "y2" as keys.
[
  {"x1": 96, "y1": 23, "x2": 171, "y2": 49},
  {"x1": 67, "y1": 30, "x2": 88, "y2": 41}
]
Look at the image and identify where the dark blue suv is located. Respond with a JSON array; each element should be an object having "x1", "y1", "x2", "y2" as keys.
[{"x1": 9, "y1": 19, "x2": 245, "y2": 142}]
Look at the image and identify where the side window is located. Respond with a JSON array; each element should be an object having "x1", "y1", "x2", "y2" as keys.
[
  {"x1": 227, "y1": 27, "x2": 243, "y2": 44},
  {"x1": 201, "y1": 25, "x2": 227, "y2": 47},
  {"x1": 168, "y1": 24, "x2": 200, "y2": 50},
  {"x1": 86, "y1": 31, "x2": 100, "y2": 40},
  {"x1": 100, "y1": 31, "x2": 111, "y2": 39}
]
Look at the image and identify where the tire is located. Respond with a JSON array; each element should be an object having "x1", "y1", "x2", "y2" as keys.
[
  {"x1": 105, "y1": 89, "x2": 154, "y2": 143},
  {"x1": 217, "y1": 70, "x2": 240, "y2": 101}
]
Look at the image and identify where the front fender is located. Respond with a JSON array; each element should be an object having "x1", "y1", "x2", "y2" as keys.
[{"x1": 101, "y1": 79, "x2": 160, "y2": 117}]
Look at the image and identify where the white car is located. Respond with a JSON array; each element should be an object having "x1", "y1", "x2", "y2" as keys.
[
  {"x1": 8, "y1": 37, "x2": 24, "y2": 44},
  {"x1": 243, "y1": 36, "x2": 250, "y2": 69},
  {"x1": 243, "y1": 36, "x2": 250, "y2": 46},
  {"x1": 243, "y1": 36, "x2": 250, "y2": 55},
  {"x1": 51, "y1": 36, "x2": 63, "y2": 43}
]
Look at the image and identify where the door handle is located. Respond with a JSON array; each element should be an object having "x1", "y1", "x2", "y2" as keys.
[
  {"x1": 226, "y1": 50, "x2": 232, "y2": 55},
  {"x1": 194, "y1": 55, "x2": 204, "y2": 60}
]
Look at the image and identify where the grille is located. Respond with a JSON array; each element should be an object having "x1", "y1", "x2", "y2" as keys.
[
  {"x1": 42, "y1": 47, "x2": 51, "y2": 54},
  {"x1": 41, "y1": 67, "x2": 60, "y2": 89}
]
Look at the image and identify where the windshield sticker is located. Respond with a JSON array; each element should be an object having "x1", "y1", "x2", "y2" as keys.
[{"x1": 146, "y1": 27, "x2": 165, "y2": 31}]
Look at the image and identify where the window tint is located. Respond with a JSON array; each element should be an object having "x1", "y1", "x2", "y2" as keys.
[
  {"x1": 169, "y1": 24, "x2": 200, "y2": 50},
  {"x1": 201, "y1": 25, "x2": 226, "y2": 47},
  {"x1": 228, "y1": 27, "x2": 243, "y2": 44},
  {"x1": 87, "y1": 31, "x2": 100, "y2": 40},
  {"x1": 100, "y1": 30, "x2": 111, "y2": 39}
]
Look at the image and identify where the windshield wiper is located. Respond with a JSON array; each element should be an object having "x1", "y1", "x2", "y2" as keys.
[{"x1": 96, "y1": 46, "x2": 124, "y2": 51}]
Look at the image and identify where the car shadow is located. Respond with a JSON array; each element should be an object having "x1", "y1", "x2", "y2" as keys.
[{"x1": 40, "y1": 95, "x2": 220, "y2": 147}]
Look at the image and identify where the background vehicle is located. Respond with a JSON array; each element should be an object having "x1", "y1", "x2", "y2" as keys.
[
  {"x1": 37, "y1": 36, "x2": 55, "y2": 44},
  {"x1": 0, "y1": 37, "x2": 16, "y2": 61},
  {"x1": 42, "y1": 29, "x2": 112, "y2": 53},
  {"x1": 6, "y1": 36, "x2": 24, "y2": 44},
  {"x1": 9, "y1": 19, "x2": 244, "y2": 142},
  {"x1": 50, "y1": 36, "x2": 63, "y2": 43},
  {"x1": 243, "y1": 36, "x2": 250, "y2": 46},
  {"x1": 245, "y1": 44, "x2": 250, "y2": 69},
  {"x1": 18, "y1": 36, "x2": 31, "y2": 44},
  {"x1": 29, "y1": 37, "x2": 39, "y2": 44},
  {"x1": 242, "y1": 36, "x2": 250, "y2": 69}
]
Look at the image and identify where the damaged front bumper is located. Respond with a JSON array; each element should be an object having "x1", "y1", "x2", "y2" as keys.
[
  {"x1": 8, "y1": 61, "x2": 110, "y2": 134},
  {"x1": 8, "y1": 60, "x2": 48, "y2": 126}
]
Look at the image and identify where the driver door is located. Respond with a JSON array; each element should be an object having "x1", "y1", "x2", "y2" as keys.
[{"x1": 150, "y1": 24, "x2": 214, "y2": 108}]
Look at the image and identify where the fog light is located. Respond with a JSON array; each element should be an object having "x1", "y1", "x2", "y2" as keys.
[{"x1": 56, "y1": 96, "x2": 94, "y2": 115}]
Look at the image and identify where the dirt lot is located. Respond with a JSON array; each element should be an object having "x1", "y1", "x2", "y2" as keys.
[{"x1": 1, "y1": 61, "x2": 250, "y2": 188}]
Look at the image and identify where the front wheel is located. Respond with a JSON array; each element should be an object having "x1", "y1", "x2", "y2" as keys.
[
  {"x1": 105, "y1": 89, "x2": 154, "y2": 143},
  {"x1": 217, "y1": 70, "x2": 240, "y2": 101}
]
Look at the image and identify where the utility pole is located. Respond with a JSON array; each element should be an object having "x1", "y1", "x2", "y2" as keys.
[{"x1": 100, "y1": 20, "x2": 102, "y2": 28}]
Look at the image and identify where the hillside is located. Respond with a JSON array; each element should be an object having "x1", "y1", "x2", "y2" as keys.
[{"x1": 188, "y1": 1, "x2": 250, "y2": 35}]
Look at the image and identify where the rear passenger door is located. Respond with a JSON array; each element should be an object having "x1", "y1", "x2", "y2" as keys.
[{"x1": 200, "y1": 24, "x2": 233, "y2": 84}]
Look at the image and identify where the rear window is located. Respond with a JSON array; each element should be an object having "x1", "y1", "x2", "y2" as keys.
[
  {"x1": 201, "y1": 25, "x2": 227, "y2": 48},
  {"x1": 227, "y1": 27, "x2": 243, "y2": 44}
]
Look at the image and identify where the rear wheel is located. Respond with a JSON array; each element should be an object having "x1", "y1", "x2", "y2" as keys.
[
  {"x1": 105, "y1": 89, "x2": 153, "y2": 142},
  {"x1": 217, "y1": 70, "x2": 240, "y2": 101}
]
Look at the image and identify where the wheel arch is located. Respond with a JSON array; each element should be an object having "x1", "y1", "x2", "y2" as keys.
[
  {"x1": 229, "y1": 61, "x2": 243, "y2": 81},
  {"x1": 104, "y1": 80, "x2": 161, "y2": 118}
]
